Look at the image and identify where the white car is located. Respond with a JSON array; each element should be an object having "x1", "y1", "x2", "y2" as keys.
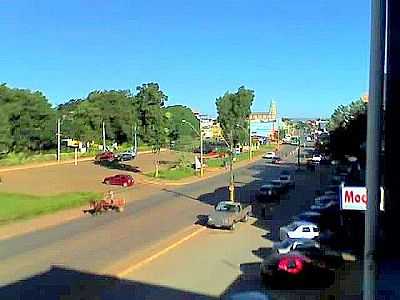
[
  {"x1": 279, "y1": 221, "x2": 320, "y2": 241},
  {"x1": 263, "y1": 152, "x2": 276, "y2": 159},
  {"x1": 312, "y1": 154, "x2": 322, "y2": 163},
  {"x1": 279, "y1": 174, "x2": 295, "y2": 187}
]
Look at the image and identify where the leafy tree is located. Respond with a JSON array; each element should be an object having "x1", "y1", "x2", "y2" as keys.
[
  {"x1": 134, "y1": 83, "x2": 168, "y2": 177},
  {"x1": 0, "y1": 84, "x2": 55, "y2": 152},
  {"x1": 216, "y1": 86, "x2": 254, "y2": 147},
  {"x1": 165, "y1": 105, "x2": 199, "y2": 149},
  {"x1": 0, "y1": 109, "x2": 11, "y2": 153},
  {"x1": 57, "y1": 90, "x2": 136, "y2": 147},
  {"x1": 327, "y1": 98, "x2": 367, "y2": 162}
]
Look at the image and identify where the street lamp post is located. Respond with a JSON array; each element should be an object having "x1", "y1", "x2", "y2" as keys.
[
  {"x1": 229, "y1": 129, "x2": 234, "y2": 201},
  {"x1": 182, "y1": 120, "x2": 203, "y2": 177},
  {"x1": 249, "y1": 120, "x2": 252, "y2": 160},
  {"x1": 57, "y1": 119, "x2": 61, "y2": 163}
]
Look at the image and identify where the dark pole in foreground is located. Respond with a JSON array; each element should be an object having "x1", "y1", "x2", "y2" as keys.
[{"x1": 364, "y1": 0, "x2": 386, "y2": 299}]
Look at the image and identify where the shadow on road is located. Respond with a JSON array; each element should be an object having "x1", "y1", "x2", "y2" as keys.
[
  {"x1": 0, "y1": 265, "x2": 215, "y2": 300},
  {"x1": 95, "y1": 161, "x2": 142, "y2": 173}
]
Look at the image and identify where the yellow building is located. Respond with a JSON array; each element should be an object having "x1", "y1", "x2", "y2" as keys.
[{"x1": 211, "y1": 122, "x2": 223, "y2": 139}]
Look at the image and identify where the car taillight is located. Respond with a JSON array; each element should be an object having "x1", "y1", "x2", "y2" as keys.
[{"x1": 278, "y1": 257, "x2": 304, "y2": 274}]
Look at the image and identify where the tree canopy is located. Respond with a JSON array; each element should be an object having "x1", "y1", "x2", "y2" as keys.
[
  {"x1": 0, "y1": 84, "x2": 55, "y2": 152},
  {"x1": 216, "y1": 86, "x2": 254, "y2": 146}
]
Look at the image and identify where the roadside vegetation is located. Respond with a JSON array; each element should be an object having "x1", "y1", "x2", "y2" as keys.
[
  {"x1": 0, "y1": 192, "x2": 101, "y2": 225},
  {"x1": 145, "y1": 144, "x2": 276, "y2": 181}
]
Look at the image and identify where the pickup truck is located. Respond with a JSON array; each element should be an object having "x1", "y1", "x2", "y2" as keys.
[{"x1": 207, "y1": 201, "x2": 251, "y2": 230}]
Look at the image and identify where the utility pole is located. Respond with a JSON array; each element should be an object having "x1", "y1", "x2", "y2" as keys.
[
  {"x1": 57, "y1": 118, "x2": 61, "y2": 163},
  {"x1": 297, "y1": 141, "x2": 300, "y2": 168},
  {"x1": 74, "y1": 147, "x2": 78, "y2": 166},
  {"x1": 229, "y1": 129, "x2": 235, "y2": 201},
  {"x1": 364, "y1": 0, "x2": 386, "y2": 299},
  {"x1": 249, "y1": 120, "x2": 252, "y2": 160},
  {"x1": 134, "y1": 124, "x2": 138, "y2": 155},
  {"x1": 200, "y1": 124, "x2": 204, "y2": 177},
  {"x1": 102, "y1": 121, "x2": 106, "y2": 151}
]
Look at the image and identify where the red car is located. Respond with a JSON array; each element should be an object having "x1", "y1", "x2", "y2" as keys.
[
  {"x1": 103, "y1": 174, "x2": 134, "y2": 187},
  {"x1": 95, "y1": 151, "x2": 116, "y2": 163}
]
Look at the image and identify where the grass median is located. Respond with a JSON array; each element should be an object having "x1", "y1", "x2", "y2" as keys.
[
  {"x1": 145, "y1": 167, "x2": 195, "y2": 181},
  {"x1": 0, "y1": 192, "x2": 101, "y2": 225},
  {"x1": 144, "y1": 144, "x2": 278, "y2": 181}
]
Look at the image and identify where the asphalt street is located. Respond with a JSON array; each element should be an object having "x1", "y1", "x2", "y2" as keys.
[{"x1": 0, "y1": 146, "x2": 295, "y2": 296}]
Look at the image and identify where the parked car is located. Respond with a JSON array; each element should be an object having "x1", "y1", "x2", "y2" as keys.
[
  {"x1": 270, "y1": 179, "x2": 289, "y2": 193},
  {"x1": 95, "y1": 151, "x2": 117, "y2": 163},
  {"x1": 310, "y1": 200, "x2": 339, "y2": 212},
  {"x1": 273, "y1": 238, "x2": 320, "y2": 255},
  {"x1": 269, "y1": 156, "x2": 282, "y2": 164},
  {"x1": 260, "y1": 252, "x2": 334, "y2": 288},
  {"x1": 279, "y1": 174, "x2": 295, "y2": 187},
  {"x1": 312, "y1": 154, "x2": 322, "y2": 163},
  {"x1": 256, "y1": 184, "x2": 280, "y2": 202},
  {"x1": 294, "y1": 211, "x2": 340, "y2": 232},
  {"x1": 295, "y1": 244, "x2": 343, "y2": 269},
  {"x1": 207, "y1": 201, "x2": 251, "y2": 230},
  {"x1": 263, "y1": 152, "x2": 276, "y2": 159},
  {"x1": 279, "y1": 221, "x2": 320, "y2": 240},
  {"x1": 103, "y1": 174, "x2": 134, "y2": 187},
  {"x1": 117, "y1": 150, "x2": 136, "y2": 161}
]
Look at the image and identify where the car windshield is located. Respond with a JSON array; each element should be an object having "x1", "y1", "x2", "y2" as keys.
[
  {"x1": 287, "y1": 223, "x2": 299, "y2": 231},
  {"x1": 280, "y1": 175, "x2": 289, "y2": 180},
  {"x1": 279, "y1": 239, "x2": 292, "y2": 248},
  {"x1": 215, "y1": 203, "x2": 236, "y2": 212}
]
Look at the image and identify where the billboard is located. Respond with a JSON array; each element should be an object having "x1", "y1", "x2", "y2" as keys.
[
  {"x1": 340, "y1": 185, "x2": 384, "y2": 211},
  {"x1": 250, "y1": 119, "x2": 281, "y2": 138}
]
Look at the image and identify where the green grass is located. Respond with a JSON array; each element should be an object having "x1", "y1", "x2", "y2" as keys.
[
  {"x1": 0, "y1": 151, "x2": 97, "y2": 167},
  {"x1": 0, "y1": 192, "x2": 101, "y2": 225},
  {"x1": 145, "y1": 166, "x2": 195, "y2": 180},
  {"x1": 205, "y1": 158, "x2": 225, "y2": 168}
]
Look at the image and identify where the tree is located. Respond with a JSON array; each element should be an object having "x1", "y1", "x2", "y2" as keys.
[
  {"x1": 216, "y1": 86, "x2": 254, "y2": 201},
  {"x1": 0, "y1": 109, "x2": 11, "y2": 153},
  {"x1": 216, "y1": 86, "x2": 254, "y2": 146},
  {"x1": 0, "y1": 84, "x2": 55, "y2": 152},
  {"x1": 134, "y1": 83, "x2": 168, "y2": 177},
  {"x1": 57, "y1": 90, "x2": 136, "y2": 147},
  {"x1": 327, "y1": 98, "x2": 367, "y2": 162},
  {"x1": 165, "y1": 105, "x2": 199, "y2": 149}
]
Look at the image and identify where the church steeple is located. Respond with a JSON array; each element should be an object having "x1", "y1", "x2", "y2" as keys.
[{"x1": 269, "y1": 100, "x2": 277, "y2": 119}]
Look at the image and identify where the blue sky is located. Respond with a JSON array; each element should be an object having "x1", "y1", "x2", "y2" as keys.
[{"x1": 0, "y1": 0, "x2": 370, "y2": 118}]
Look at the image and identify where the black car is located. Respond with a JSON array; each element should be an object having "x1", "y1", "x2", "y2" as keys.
[
  {"x1": 256, "y1": 184, "x2": 280, "y2": 202},
  {"x1": 260, "y1": 252, "x2": 335, "y2": 288},
  {"x1": 295, "y1": 244, "x2": 343, "y2": 269}
]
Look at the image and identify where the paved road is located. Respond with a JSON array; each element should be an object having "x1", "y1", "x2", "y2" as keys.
[
  {"x1": 121, "y1": 157, "x2": 331, "y2": 300},
  {"x1": 0, "y1": 147, "x2": 295, "y2": 295}
]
